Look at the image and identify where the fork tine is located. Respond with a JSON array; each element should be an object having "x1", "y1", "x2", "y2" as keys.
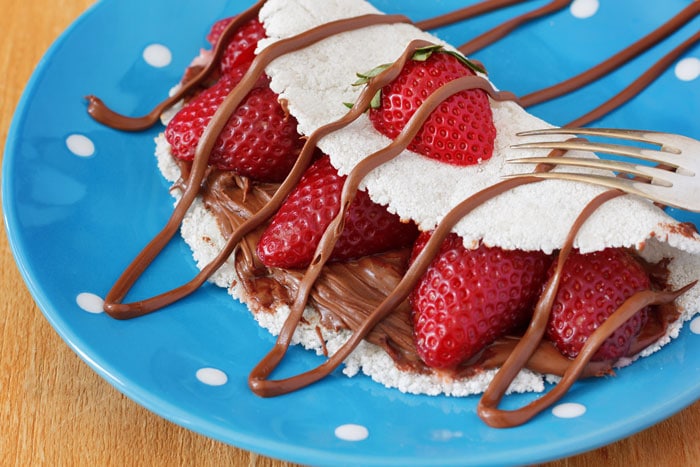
[
  {"x1": 511, "y1": 139, "x2": 684, "y2": 169},
  {"x1": 516, "y1": 127, "x2": 682, "y2": 154},
  {"x1": 503, "y1": 171, "x2": 673, "y2": 207},
  {"x1": 507, "y1": 156, "x2": 674, "y2": 186},
  {"x1": 511, "y1": 127, "x2": 699, "y2": 212}
]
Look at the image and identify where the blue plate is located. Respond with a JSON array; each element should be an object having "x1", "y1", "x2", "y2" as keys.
[{"x1": 4, "y1": 0, "x2": 700, "y2": 465}]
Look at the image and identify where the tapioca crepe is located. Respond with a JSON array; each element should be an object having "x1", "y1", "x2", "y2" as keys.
[{"x1": 153, "y1": 0, "x2": 700, "y2": 396}]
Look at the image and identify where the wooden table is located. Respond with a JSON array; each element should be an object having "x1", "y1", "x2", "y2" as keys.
[{"x1": 1, "y1": 0, "x2": 698, "y2": 465}]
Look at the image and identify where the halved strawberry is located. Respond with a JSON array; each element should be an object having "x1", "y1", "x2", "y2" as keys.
[
  {"x1": 181, "y1": 17, "x2": 266, "y2": 87},
  {"x1": 546, "y1": 248, "x2": 651, "y2": 361},
  {"x1": 207, "y1": 17, "x2": 267, "y2": 76},
  {"x1": 256, "y1": 155, "x2": 419, "y2": 269},
  {"x1": 165, "y1": 70, "x2": 304, "y2": 183},
  {"x1": 206, "y1": 17, "x2": 234, "y2": 46},
  {"x1": 366, "y1": 46, "x2": 496, "y2": 166},
  {"x1": 410, "y1": 232, "x2": 551, "y2": 369}
]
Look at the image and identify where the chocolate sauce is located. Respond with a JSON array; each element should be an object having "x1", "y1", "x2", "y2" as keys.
[
  {"x1": 520, "y1": 2, "x2": 700, "y2": 108},
  {"x1": 418, "y1": 0, "x2": 699, "y2": 127},
  {"x1": 479, "y1": 283, "x2": 693, "y2": 427},
  {"x1": 415, "y1": 0, "x2": 526, "y2": 31},
  {"x1": 87, "y1": 0, "x2": 697, "y2": 428},
  {"x1": 248, "y1": 74, "x2": 519, "y2": 397},
  {"x1": 475, "y1": 190, "x2": 687, "y2": 427},
  {"x1": 566, "y1": 29, "x2": 700, "y2": 127},
  {"x1": 102, "y1": 12, "x2": 415, "y2": 318},
  {"x1": 86, "y1": 0, "x2": 267, "y2": 131},
  {"x1": 457, "y1": 0, "x2": 572, "y2": 56}
]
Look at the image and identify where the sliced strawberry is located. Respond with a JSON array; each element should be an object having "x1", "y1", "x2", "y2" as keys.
[
  {"x1": 207, "y1": 16, "x2": 266, "y2": 75},
  {"x1": 165, "y1": 70, "x2": 304, "y2": 183},
  {"x1": 257, "y1": 155, "x2": 419, "y2": 269},
  {"x1": 546, "y1": 248, "x2": 651, "y2": 361},
  {"x1": 367, "y1": 47, "x2": 496, "y2": 166},
  {"x1": 206, "y1": 17, "x2": 234, "y2": 46},
  {"x1": 410, "y1": 232, "x2": 551, "y2": 369}
]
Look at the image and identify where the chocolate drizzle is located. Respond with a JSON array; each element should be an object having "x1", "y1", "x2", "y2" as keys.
[
  {"x1": 520, "y1": 1, "x2": 700, "y2": 108},
  {"x1": 87, "y1": 0, "x2": 698, "y2": 429},
  {"x1": 457, "y1": 0, "x2": 572, "y2": 56},
  {"x1": 566, "y1": 28, "x2": 700, "y2": 128},
  {"x1": 248, "y1": 74, "x2": 518, "y2": 397},
  {"x1": 475, "y1": 189, "x2": 691, "y2": 426},
  {"x1": 86, "y1": 0, "x2": 267, "y2": 131},
  {"x1": 415, "y1": 0, "x2": 533, "y2": 31},
  {"x1": 416, "y1": 0, "x2": 700, "y2": 127},
  {"x1": 102, "y1": 12, "x2": 414, "y2": 318}
]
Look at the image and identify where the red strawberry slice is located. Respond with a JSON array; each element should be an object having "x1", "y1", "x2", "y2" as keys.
[
  {"x1": 165, "y1": 70, "x2": 304, "y2": 183},
  {"x1": 256, "y1": 155, "x2": 419, "y2": 269},
  {"x1": 368, "y1": 46, "x2": 496, "y2": 166},
  {"x1": 207, "y1": 16, "x2": 267, "y2": 75},
  {"x1": 546, "y1": 248, "x2": 651, "y2": 361},
  {"x1": 206, "y1": 17, "x2": 234, "y2": 46},
  {"x1": 410, "y1": 232, "x2": 551, "y2": 369}
]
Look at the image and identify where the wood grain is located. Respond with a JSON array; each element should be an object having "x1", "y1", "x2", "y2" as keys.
[{"x1": 1, "y1": 1, "x2": 698, "y2": 465}]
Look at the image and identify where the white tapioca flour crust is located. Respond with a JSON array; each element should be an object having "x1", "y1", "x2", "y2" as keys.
[{"x1": 156, "y1": 0, "x2": 700, "y2": 396}]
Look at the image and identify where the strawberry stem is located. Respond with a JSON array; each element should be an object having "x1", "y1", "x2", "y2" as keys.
[{"x1": 352, "y1": 44, "x2": 486, "y2": 110}]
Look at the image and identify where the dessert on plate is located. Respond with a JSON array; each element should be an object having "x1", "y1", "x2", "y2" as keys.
[{"x1": 87, "y1": 0, "x2": 700, "y2": 427}]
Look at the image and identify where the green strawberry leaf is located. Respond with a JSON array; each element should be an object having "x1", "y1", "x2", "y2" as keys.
[
  {"x1": 411, "y1": 44, "x2": 443, "y2": 62},
  {"x1": 351, "y1": 44, "x2": 486, "y2": 109},
  {"x1": 411, "y1": 45, "x2": 485, "y2": 74},
  {"x1": 445, "y1": 49, "x2": 485, "y2": 74},
  {"x1": 353, "y1": 63, "x2": 391, "y2": 86}
]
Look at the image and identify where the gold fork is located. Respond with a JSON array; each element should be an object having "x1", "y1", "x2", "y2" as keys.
[{"x1": 505, "y1": 127, "x2": 699, "y2": 212}]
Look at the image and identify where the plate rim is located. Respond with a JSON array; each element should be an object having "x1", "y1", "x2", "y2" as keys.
[{"x1": 3, "y1": 1, "x2": 699, "y2": 466}]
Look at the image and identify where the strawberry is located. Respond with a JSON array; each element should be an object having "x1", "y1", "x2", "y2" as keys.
[
  {"x1": 256, "y1": 155, "x2": 419, "y2": 269},
  {"x1": 546, "y1": 248, "x2": 651, "y2": 361},
  {"x1": 165, "y1": 70, "x2": 304, "y2": 183},
  {"x1": 366, "y1": 46, "x2": 496, "y2": 166},
  {"x1": 206, "y1": 17, "x2": 234, "y2": 46},
  {"x1": 410, "y1": 232, "x2": 551, "y2": 369},
  {"x1": 207, "y1": 16, "x2": 266, "y2": 75}
]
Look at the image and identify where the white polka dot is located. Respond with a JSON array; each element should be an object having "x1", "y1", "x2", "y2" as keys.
[
  {"x1": 76, "y1": 292, "x2": 104, "y2": 314},
  {"x1": 196, "y1": 367, "x2": 228, "y2": 386},
  {"x1": 690, "y1": 316, "x2": 700, "y2": 335},
  {"x1": 552, "y1": 402, "x2": 587, "y2": 419},
  {"x1": 570, "y1": 0, "x2": 599, "y2": 19},
  {"x1": 675, "y1": 57, "x2": 700, "y2": 82},
  {"x1": 66, "y1": 134, "x2": 95, "y2": 157},
  {"x1": 431, "y1": 429, "x2": 464, "y2": 441},
  {"x1": 334, "y1": 424, "x2": 369, "y2": 442},
  {"x1": 142, "y1": 44, "x2": 172, "y2": 68}
]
